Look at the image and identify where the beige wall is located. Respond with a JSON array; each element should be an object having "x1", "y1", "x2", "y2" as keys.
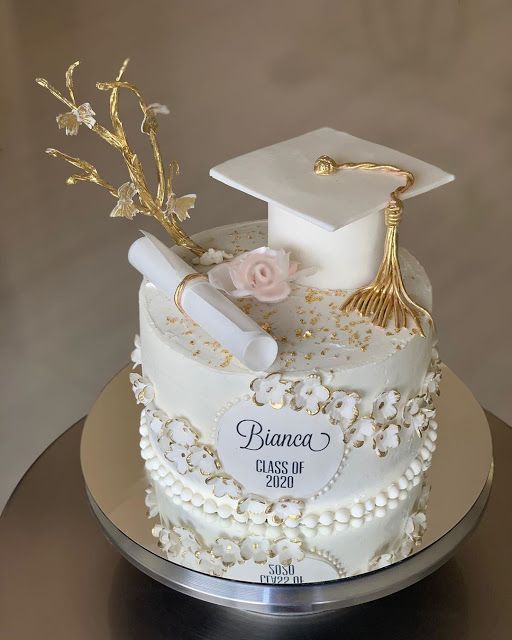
[{"x1": 1, "y1": 0, "x2": 511, "y2": 509}]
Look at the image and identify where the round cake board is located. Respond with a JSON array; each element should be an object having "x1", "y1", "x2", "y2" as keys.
[{"x1": 81, "y1": 365, "x2": 493, "y2": 616}]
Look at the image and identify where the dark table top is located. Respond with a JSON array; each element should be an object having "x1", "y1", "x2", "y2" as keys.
[{"x1": 0, "y1": 412, "x2": 510, "y2": 640}]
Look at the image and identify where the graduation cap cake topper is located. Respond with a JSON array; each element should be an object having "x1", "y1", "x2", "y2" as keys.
[{"x1": 210, "y1": 128, "x2": 454, "y2": 335}]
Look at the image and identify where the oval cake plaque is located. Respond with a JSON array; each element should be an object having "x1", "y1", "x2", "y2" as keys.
[{"x1": 216, "y1": 401, "x2": 344, "y2": 499}]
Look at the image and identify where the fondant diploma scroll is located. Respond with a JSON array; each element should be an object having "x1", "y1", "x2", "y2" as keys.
[{"x1": 128, "y1": 233, "x2": 278, "y2": 371}]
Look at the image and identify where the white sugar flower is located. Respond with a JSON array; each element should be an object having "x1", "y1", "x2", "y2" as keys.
[
  {"x1": 373, "y1": 424, "x2": 401, "y2": 457},
  {"x1": 237, "y1": 495, "x2": 269, "y2": 518},
  {"x1": 240, "y1": 536, "x2": 271, "y2": 564},
  {"x1": 131, "y1": 334, "x2": 142, "y2": 368},
  {"x1": 187, "y1": 445, "x2": 219, "y2": 476},
  {"x1": 369, "y1": 553, "x2": 394, "y2": 570},
  {"x1": 206, "y1": 475, "x2": 242, "y2": 499},
  {"x1": 145, "y1": 409, "x2": 168, "y2": 435},
  {"x1": 403, "y1": 397, "x2": 435, "y2": 436},
  {"x1": 56, "y1": 102, "x2": 96, "y2": 135},
  {"x1": 323, "y1": 390, "x2": 360, "y2": 429},
  {"x1": 422, "y1": 369, "x2": 442, "y2": 398},
  {"x1": 291, "y1": 375, "x2": 330, "y2": 415},
  {"x1": 269, "y1": 538, "x2": 304, "y2": 566},
  {"x1": 196, "y1": 550, "x2": 225, "y2": 577},
  {"x1": 130, "y1": 373, "x2": 155, "y2": 405},
  {"x1": 147, "y1": 102, "x2": 170, "y2": 115},
  {"x1": 352, "y1": 416, "x2": 376, "y2": 448},
  {"x1": 152, "y1": 524, "x2": 180, "y2": 557},
  {"x1": 405, "y1": 511, "x2": 427, "y2": 543},
  {"x1": 165, "y1": 443, "x2": 190, "y2": 474},
  {"x1": 173, "y1": 526, "x2": 201, "y2": 553},
  {"x1": 110, "y1": 182, "x2": 140, "y2": 220},
  {"x1": 373, "y1": 390, "x2": 400, "y2": 424},
  {"x1": 251, "y1": 373, "x2": 292, "y2": 409},
  {"x1": 141, "y1": 103, "x2": 170, "y2": 133},
  {"x1": 167, "y1": 418, "x2": 198, "y2": 447},
  {"x1": 144, "y1": 487, "x2": 158, "y2": 518},
  {"x1": 211, "y1": 538, "x2": 243, "y2": 566},
  {"x1": 268, "y1": 498, "x2": 304, "y2": 526},
  {"x1": 193, "y1": 248, "x2": 234, "y2": 266}
]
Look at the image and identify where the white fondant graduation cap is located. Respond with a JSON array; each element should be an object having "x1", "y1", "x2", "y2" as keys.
[{"x1": 210, "y1": 128, "x2": 454, "y2": 289}]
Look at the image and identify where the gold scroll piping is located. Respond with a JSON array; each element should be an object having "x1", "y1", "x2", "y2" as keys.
[{"x1": 313, "y1": 155, "x2": 432, "y2": 336}]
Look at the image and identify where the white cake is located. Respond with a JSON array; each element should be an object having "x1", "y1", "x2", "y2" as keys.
[
  {"x1": 133, "y1": 219, "x2": 441, "y2": 579},
  {"x1": 129, "y1": 130, "x2": 450, "y2": 581}
]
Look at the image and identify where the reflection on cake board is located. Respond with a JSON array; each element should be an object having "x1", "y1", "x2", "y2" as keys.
[{"x1": 81, "y1": 364, "x2": 492, "y2": 616}]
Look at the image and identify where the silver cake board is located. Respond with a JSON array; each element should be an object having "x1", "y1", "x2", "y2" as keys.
[{"x1": 81, "y1": 365, "x2": 493, "y2": 616}]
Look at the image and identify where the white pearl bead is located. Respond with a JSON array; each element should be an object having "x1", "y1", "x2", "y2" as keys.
[
  {"x1": 411, "y1": 459, "x2": 422, "y2": 475},
  {"x1": 335, "y1": 508, "x2": 350, "y2": 523},
  {"x1": 140, "y1": 447, "x2": 153, "y2": 460},
  {"x1": 350, "y1": 517, "x2": 363, "y2": 528},
  {"x1": 171, "y1": 482, "x2": 182, "y2": 495},
  {"x1": 375, "y1": 493, "x2": 387, "y2": 507},
  {"x1": 420, "y1": 447, "x2": 431, "y2": 461},
  {"x1": 181, "y1": 487, "x2": 192, "y2": 502},
  {"x1": 398, "y1": 476, "x2": 408, "y2": 490},
  {"x1": 301, "y1": 515, "x2": 318, "y2": 529},
  {"x1": 364, "y1": 498, "x2": 375, "y2": 512},
  {"x1": 203, "y1": 499, "x2": 216, "y2": 514},
  {"x1": 425, "y1": 438, "x2": 435, "y2": 452},
  {"x1": 233, "y1": 512, "x2": 247, "y2": 523},
  {"x1": 399, "y1": 490, "x2": 408, "y2": 501},
  {"x1": 405, "y1": 468, "x2": 414, "y2": 480},
  {"x1": 147, "y1": 458, "x2": 159, "y2": 470},
  {"x1": 140, "y1": 437, "x2": 150, "y2": 449},
  {"x1": 388, "y1": 499, "x2": 398, "y2": 510},
  {"x1": 158, "y1": 466, "x2": 167, "y2": 477},
  {"x1": 191, "y1": 493, "x2": 204, "y2": 507},
  {"x1": 429, "y1": 430, "x2": 438, "y2": 442},
  {"x1": 387, "y1": 484, "x2": 399, "y2": 500},
  {"x1": 350, "y1": 504, "x2": 364, "y2": 519},
  {"x1": 165, "y1": 487, "x2": 174, "y2": 497},
  {"x1": 412, "y1": 475, "x2": 421, "y2": 486},
  {"x1": 218, "y1": 504, "x2": 232, "y2": 519},
  {"x1": 285, "y1": 518, "x2": 299, "y2": 528},
  {"x1": 319, "y1": 512, "x2": 334, "y2": 526},
  {"x1": 364, "y1": 513, "x2": 374, "y2": 523},
  {"x1": 375, "y1": 507, "x2": 386, "y2": 518}
]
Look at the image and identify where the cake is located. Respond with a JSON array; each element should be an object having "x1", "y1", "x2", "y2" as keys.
[
  {"x1": 130, "y1": 129, "x2": 451, "y2": 581},
  {"x1": 36, "y1": 65, "x2": 452, "y2": 583}
]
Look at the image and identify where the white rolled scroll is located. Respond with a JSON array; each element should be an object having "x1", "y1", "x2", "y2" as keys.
[{"x1": 128, "y1": 233, "x2": 278, "y2": 371}]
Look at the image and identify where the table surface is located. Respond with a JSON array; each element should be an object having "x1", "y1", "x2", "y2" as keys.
[{"x1": 0, "y1": 413, "x2": 510, "y2": 640}]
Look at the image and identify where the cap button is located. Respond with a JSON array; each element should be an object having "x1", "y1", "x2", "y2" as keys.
[{"x1": 313, "y1": 155, "x2": 338, "y2": 175}]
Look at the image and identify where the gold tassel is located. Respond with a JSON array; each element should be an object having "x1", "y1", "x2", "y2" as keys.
[{"x1": 313, "y1": 155, "x2": 432, "y2": 336}]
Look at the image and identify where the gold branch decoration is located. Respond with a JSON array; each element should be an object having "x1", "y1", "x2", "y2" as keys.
[
  {"x1": 36, "y1": 60, "x2": 204, "y2": 256},
  {"x1": 313, "y1": 155, "x2": 432, "y2": 336}
]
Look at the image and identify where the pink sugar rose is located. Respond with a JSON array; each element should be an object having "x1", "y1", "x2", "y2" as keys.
[{"x1": 207, "y1": 247, "x2": 302, "y2": 303}]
